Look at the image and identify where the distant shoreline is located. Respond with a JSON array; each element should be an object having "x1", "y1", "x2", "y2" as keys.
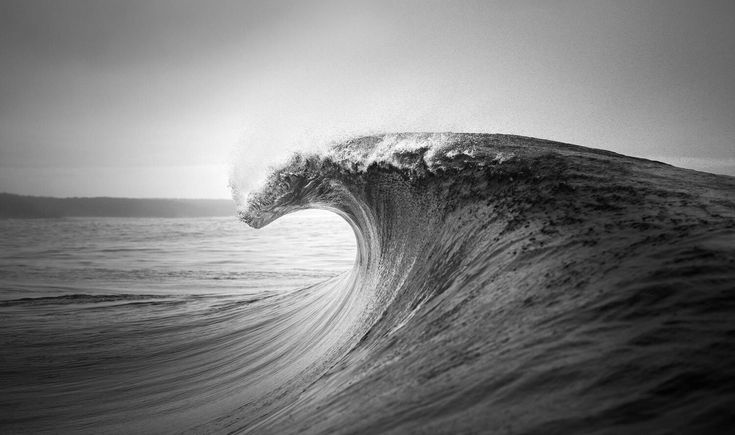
[{"x1": 0, "y1": 193, "x2": 234, "y2": 218}]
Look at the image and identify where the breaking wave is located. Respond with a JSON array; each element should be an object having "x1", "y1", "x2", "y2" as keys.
[{"x1": 233, "y1": 133, "x2": 735, "y2": 433}]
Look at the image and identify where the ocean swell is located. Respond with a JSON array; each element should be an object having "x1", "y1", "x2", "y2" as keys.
[{"x1": 235, "y1": 133, "x2": 735, "y2": 434}]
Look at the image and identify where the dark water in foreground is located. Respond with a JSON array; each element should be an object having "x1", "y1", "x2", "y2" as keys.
[{"x1": 3, "y1": 133, "x2": 735, "y2": 434}]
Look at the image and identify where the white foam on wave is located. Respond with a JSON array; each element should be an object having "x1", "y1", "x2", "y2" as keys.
[{"x1": 328, "y1": 133, "x2": 459, "y2": 170}]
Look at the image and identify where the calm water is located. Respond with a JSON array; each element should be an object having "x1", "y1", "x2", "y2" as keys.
[{"x1": 0, "y1": 213, "x2": 355, "y2": 300}]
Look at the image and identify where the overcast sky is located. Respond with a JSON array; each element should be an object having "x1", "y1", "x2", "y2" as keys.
[{"x1": 1, "y1": 0, "x2": 734, "y2": 198}]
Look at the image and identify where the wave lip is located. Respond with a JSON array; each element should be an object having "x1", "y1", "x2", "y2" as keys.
[{"x1": 236, "y1": 132, "x2": 643, "y2": 226}]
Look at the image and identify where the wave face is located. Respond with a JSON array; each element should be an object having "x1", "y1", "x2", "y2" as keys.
[{"x1": 235, "y1": 133, "x2": 735, "y2": 434}]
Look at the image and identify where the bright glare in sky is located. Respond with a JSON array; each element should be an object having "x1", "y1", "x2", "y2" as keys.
[{"x1": 1, "y1": 1, "x2": 734, "y2": 198}]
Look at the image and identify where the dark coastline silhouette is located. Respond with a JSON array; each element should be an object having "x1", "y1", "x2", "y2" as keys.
[{"x1": 0, "y1": 193, "x2": 234, "y2": 218}]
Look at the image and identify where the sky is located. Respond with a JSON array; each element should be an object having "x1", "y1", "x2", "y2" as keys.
[{"x1": 1, "y1": 0, "x2": 734, "y2": 198}]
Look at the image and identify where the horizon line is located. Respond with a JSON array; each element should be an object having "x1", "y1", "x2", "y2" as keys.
[{"x1": 0, "y1": 192, "x2": 233, "y2": 201}]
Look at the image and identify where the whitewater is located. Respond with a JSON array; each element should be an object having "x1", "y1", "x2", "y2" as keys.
[{"x1": 2, "y1": 133, "x2": 735, "y2": 434}]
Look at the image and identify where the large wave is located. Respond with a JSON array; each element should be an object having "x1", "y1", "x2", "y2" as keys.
[{"x1": 233, "y1": 133, "x2": 735, "y2": 434}]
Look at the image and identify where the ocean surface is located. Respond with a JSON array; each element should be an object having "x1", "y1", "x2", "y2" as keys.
[
  {"x1": 0, "y1": 214, "x2": 355, "y2": 433},
  {"x1": 3, "y1": 133, "x2": 735, "y2": 434}
]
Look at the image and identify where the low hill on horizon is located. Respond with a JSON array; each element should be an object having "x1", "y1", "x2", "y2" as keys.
[{"x1": 0, "y1": 193, "x2": 235, "y2": 218}]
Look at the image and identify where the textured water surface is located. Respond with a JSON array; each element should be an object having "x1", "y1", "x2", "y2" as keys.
[{"x1": 0, "y1": 214, "x2": 355, "y2": 433}]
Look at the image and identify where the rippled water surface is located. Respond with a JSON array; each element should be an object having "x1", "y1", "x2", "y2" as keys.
[
  {"x1": 0, "y1": 213, "x2": 355, "y2": 433},
  {"x1": 0, "y1": 214, "x2": 355, "y2": 299}
]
